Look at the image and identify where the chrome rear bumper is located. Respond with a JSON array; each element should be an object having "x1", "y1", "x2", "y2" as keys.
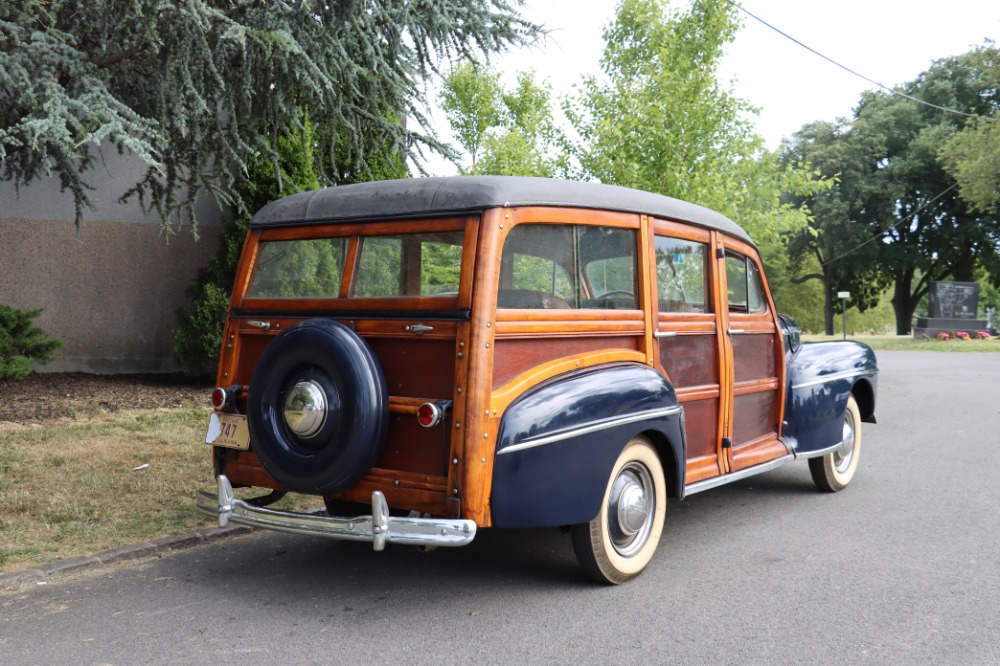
[{"x1": 196, "y1": 475, "x2": 476, "y2": 550}]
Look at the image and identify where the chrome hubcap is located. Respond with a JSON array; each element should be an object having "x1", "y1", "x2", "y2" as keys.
[
  {"x1": 834, "y1": 411, "x2": 856, "y2": 473},
  {"x1": 607, "y1": 462, "x2": 655, "y2": 557},
  {"x1": 283, "y1": 381, "x2": 328, "y2": 439}
]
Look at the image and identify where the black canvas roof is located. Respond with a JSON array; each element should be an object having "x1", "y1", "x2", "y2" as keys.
[{"x1": 249, "y1": 176, "x2": 752, "y2": 243}]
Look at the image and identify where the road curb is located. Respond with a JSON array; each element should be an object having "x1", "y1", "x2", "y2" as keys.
[{"x1": 0, "y1": 524, "x2": 253, "y2": 594}]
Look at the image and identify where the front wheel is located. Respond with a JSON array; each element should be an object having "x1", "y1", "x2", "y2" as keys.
[
  {"x1": 809, "y1": 395, "x2": 862, "y2": 492},
  {"x1": 570, "y1": 436, "x2": 667, "y2": 584}
]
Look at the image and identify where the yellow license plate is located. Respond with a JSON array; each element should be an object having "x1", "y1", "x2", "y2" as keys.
[{"x1": 206, "y1": 412, "x2": 250, "y2": 451}]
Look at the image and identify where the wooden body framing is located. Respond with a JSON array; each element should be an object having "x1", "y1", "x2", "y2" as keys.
[{"x1": 213, "y1": 193, "x2": 790, "y2": 528}]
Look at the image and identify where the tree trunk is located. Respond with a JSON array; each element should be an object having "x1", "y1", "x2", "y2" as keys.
[
  {"x1": 824, "y1": 285, "x2": 835, "y2": 336},
  {"x1": 891, "y1": 274, "x2": 917, "y2": 335}
]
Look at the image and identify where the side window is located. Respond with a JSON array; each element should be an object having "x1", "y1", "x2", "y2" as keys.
[
  {"x1": 747, "y1": 260, "x2": 765, "y2": 313},
  {"x1": 654, "y1": 236, "x2": 709, "y2": 313},
  {"x1": 511, "y1": 255, "x2": 575, "y2": 302},
  {"x1": 726, "y1": 252, "x2": 766, "y2": 314},
  {"x1": 500, "y1": 224, "x2": 638, "y2": 309}
]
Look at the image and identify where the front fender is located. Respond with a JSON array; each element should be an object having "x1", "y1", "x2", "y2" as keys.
[
  {"x1": 784, "y1": 341, "x2": 878, "y2": 456},
  {"x1": 490, "y1": 363, "x2": 685, "y2": 529}
]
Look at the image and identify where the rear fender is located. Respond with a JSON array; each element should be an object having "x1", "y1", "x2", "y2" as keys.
[{"x1": 490, "y1": 363, "x2": 685, "y2": 528}]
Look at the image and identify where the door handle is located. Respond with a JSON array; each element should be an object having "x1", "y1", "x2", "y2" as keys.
[
  {"x1": 653, "y1": 330, "x2": 677, "y2": 339},
  {"x1": 405, "y1": 324, "x2": 434, "y2": 335},
  {"x1": 727, "y1": 328, "x2": 745, "y2": 335}
]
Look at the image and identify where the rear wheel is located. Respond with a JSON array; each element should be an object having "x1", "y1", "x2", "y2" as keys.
[
  {"x1": 809, "y1": 395, "x2": 862, "y2": 492},
  {"x1": 571, "y1": 436, "x2": 666, "y2": 584}
]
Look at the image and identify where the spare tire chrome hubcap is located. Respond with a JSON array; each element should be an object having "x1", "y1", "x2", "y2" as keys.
[{"x1": 283, "y1": 381, "x2": 328, "y2": 439}]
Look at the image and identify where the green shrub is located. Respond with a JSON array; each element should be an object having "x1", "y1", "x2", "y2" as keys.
[{"x1": 0, "y1": 305, "x2": 62, "y2": 381}]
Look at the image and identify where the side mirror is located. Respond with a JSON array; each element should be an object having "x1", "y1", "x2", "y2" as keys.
[{"x1": 778, "y1": 313, "x2": 802, "y2": 354}]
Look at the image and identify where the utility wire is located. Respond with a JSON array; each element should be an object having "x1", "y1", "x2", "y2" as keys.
[{"x1": 726, "y1": 0, "x2": 1000, "y2": 122}]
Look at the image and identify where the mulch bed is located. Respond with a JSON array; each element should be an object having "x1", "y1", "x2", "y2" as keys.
[{"x1": 0, "y1": 373, "x2": 212, "y2": 425}]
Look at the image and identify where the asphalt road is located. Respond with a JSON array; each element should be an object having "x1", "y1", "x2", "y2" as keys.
[{"x1": 2, "y1": 351, "x2": 999, "y2": 665}]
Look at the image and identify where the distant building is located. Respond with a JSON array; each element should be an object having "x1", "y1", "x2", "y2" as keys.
[{"x1": 0, "y1": 151, "x2": 225, "y2": 373}]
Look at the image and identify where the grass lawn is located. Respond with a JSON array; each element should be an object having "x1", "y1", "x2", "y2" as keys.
[
  {"x1": 0, "y1": 407, "x2": 315, "y2": 574},
  {"x1": 802, "y1": 333, "x2": 999, "y2": 352}
]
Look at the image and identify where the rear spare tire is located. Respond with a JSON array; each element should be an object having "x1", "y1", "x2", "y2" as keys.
[{"x1": 247, "y1": 319, "x2": 388, "y2": 494}]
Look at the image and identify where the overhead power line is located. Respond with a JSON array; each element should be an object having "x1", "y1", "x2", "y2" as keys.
[{"x1": 726, "y1": 0, "x2": 999, "y2": 122}]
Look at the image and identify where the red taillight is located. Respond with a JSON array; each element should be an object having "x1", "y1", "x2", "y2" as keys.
[
  {"x1": 210, "y1": 387, "x2": 229, "y2": 410},
  {"x1": 417, "y1": 402, "x2": 440, "y2": 428}
]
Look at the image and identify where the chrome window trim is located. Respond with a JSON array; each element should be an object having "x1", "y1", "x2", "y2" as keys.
[
  {"x1": 791, "y1": 370, "x2": 873, "y2": 391},
  {"x1": 498, "y1": 406, "x2": 683, "y2": 456}
]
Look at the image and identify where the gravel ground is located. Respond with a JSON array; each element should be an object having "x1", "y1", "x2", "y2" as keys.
[{"x1": 0, "y1": 372, "x2": 212, "y2": 425}]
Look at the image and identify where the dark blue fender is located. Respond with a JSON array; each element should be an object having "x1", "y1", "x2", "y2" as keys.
[
  {"x1": 783, "y1": 341, "x2": 878, "y2": 456},
  {"x1": 490, "y1": 363, "x2": 686, "y2": 529}
]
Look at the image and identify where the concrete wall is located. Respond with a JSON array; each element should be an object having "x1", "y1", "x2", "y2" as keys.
[{"x1": 1, "y1": 152, "x2": 225, "y2": 374}]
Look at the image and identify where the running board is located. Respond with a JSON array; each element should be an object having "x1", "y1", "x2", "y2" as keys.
[{"x1": 683, "y1": 454, "x2": 795, "y2": 497}]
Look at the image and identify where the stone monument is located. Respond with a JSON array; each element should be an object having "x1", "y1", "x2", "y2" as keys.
[{"x1": 913, "y1": 281, "x2": 988, "y2": 339}]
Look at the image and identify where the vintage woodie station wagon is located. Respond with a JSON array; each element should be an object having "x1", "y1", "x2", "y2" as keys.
[{"x1": 198, "y1": 176, "x2": 878, "y2": 584}]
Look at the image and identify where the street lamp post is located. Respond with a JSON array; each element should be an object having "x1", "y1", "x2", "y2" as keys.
[{"x1": 837, "y1": 291, "x2": 850, "y2": 341}]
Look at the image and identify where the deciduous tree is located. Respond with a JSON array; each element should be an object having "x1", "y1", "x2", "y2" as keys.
[
  {"x1": 780, "y1": 120, "x2": 887, "y2": 334},
  {"x1": 853, "y1": 45, "x2": 1000, "y2": 334},
  {"x1": 562, "y1": 0, "x2": 825, "y2": 244},
  {"x1": 440, "y1": 63, "x2": 561, "y2": 176}
]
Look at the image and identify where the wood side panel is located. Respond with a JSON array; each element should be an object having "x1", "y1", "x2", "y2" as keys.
[
  {"x1": 240, "y1": 295, "x2": 462, "y2": 312},
  {"x1": 355, "y1": 320, "x2": 457, "y2": 339},
  {"x1": 460, "y1": 207, "x2": 505, "y2": 526},
  {"x1": 676, "y1": 385, "x2": 721, "y2": 401},
  {"x1": 496, "y1": 309, "x2": 644, "y2": 323},
  {"x1": 375, "y1": 415, "x2": 449, "y2": 476},
  {"x1": 219, "y1": 449, "x2": 286, "y2": 490},
  {"x1": 220, "y1": 229, "x2": 260, "y2": 385},
  {"x1": 685, "y1": 454, "x2": 723, "y2": 484},
  {"x1": 492, "y1": 337, "x2": 640, "y2": 388},
  {"x1": 510, "y1": 206, "x2": 639, "y2": 227},
  {"x1": 728, "y1": 435, "x2": 788, "y2": 471},
  {"x1": 731, "y1": 391, "x2": 779, "y2": 448},
  {"x1": 495, "y1": 320, "x2": 644, "y2": 337},
  {"x1": 657, "y1": 316, "x2": 718, "y2": 332},
  {"x1": 733, "y1": 377, "x2": 780, "y2": 396},
  {"x1": 680, "y1": 399, "x2": 721, "y2": 467},
  {"x1": 219, "y1": 449, "x2": 453, "y2": 516},
  {"x1": 339, "y1": 237, "x2": 360, "y2": 298},
  {"x1": 637, "y1": 214, "x2": 655, "y2": 365},
  {"x1": 659, "y1": 333, "x2": 718, "y2": 387},
  {"x1": 366, "y1": 337, "x2": 456, "y2": 399},
  {"x1": 730, "y1": 330, "x2": 777, "y2": 367},
  {"x1": 457, "y1": 218, "x2": 480, "y2": 308},
  {"x1": 652, "y1": 219, "x2": 713, "y2": 243},
  {"x1": 489, "y1": 349, "x2": 648, "y2": 414}
]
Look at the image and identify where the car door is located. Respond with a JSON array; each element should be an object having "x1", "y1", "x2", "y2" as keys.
[
  {"x1": 651, "y1": 221, "x2": 727, "y2": 484},
  {"x1": 717, "y1": 239, "x2": 788, "y2": 472}
]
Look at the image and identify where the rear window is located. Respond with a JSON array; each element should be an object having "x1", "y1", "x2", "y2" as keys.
[
  {"x1": 352, "y1": 231, "x2": 465, "y2": 298},
  {"x1": 247, "y1": 238, "x2": 347, "y2": 298}
]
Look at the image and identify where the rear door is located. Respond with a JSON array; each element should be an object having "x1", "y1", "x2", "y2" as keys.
[{"x1": 651, "y1": 221, "x2": 726, "y2": 485}]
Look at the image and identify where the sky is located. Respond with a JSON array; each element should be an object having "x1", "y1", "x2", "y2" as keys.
[{"x1": 425, "y1": 0, "x2": 999, "y2": 173}]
